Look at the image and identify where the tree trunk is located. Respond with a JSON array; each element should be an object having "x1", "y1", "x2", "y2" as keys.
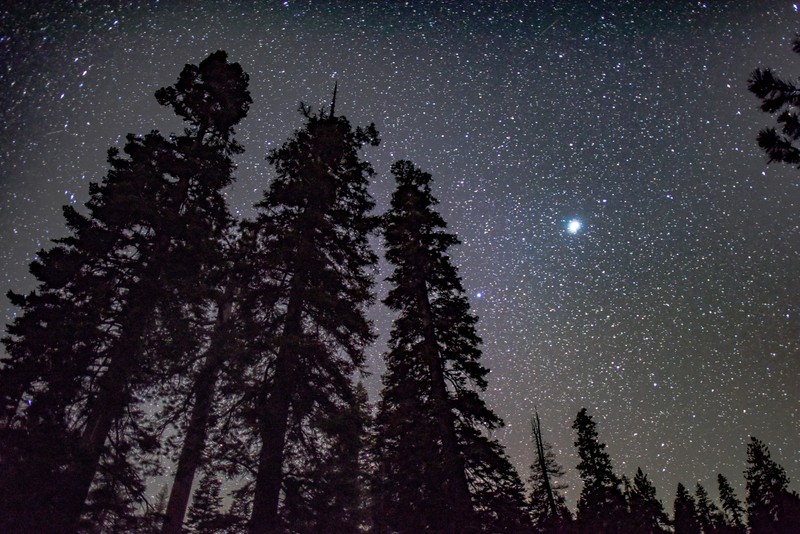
[
  {"x1": 533, "y1": 410, "x2": 558, "y2": 519},
  {"x1": 161, "y1": 297, "x2": 233, "y2": 534},
  {"x1": 248, "y1": 281, "x2": 304, "y2": 534},
  {"x1": 58, "y1": 302, "x2": 150, "y2": 534},
  {"x1": 416, "y1": 284, "x2": 476, "y2": 534}
]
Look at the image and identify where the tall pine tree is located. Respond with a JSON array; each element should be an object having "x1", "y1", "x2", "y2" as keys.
[
  {"x1": 373, "y1": 160, "x2": 529, "y2": 534},
  {"x1": 572, "y1": 408, "x2": 627, "y2": 533},
  {"x1": 744, "y1": 436, "x2": 800, "y2": 533},
  {"x1": 717, "y1": 473, "x2": 745, "y2": 533},
  {"x1": 627, "y1": 467, "x2": 669, "y2": 534},
  {"x1": 0, "y1": 50, "x2": 250, "y2": 534},
  {"x1": 282, "y1": 382, "x2": 371, "y2": 533},
  {"x1": 185, "y1": 469, "x2": 228, "y2": 534},
  {"x1": 242, "y1": 94, "x2": 380, "y2": 533},
  {"x1": 161, "y1": 258, "x2": 245, "y2": 534},
  {"x1": 674, "y1": 482, "x2": 701, "y2": 534},
  {"x1": 695, "y1": 482, "x2": 723, "y2": 534}
]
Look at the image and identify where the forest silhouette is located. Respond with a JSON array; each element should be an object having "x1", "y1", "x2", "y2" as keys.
[{"x1": 1, "y1": 42, "x2": 799, "y2": 534}]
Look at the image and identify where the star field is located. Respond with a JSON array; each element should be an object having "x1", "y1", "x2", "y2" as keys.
[{"x1": 2, "y1": 1, "x2": 799, "y2": 507}]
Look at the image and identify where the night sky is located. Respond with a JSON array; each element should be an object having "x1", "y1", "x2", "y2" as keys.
[{"x1": 2, "y1": 1, "x2": 799, "y2": 507}]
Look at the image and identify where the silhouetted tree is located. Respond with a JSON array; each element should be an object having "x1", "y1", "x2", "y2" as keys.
[
  {"x1": 242, "y1": 95, "x2": 380, "y2": 534},
  {"x1": 312, "y1": 382, "x2": 371, "y2": 532},
  {"x1": 572, "y1": 408, "x2": 627, "y2": 533},
  {"x1": 0, "y1": 50, "x2": 250, "y2": 534},
  {"x1": 748, "y1": 35, "x2": 800, "y2": 166},
  {"x1": 221, "y1": 484, "x2": 253, "y2": 534},
  {"x1": 372, "y1": 161, "x2": 529, "y2": 534},
  {"x1": 745, "y1": 436, "x2": 800, "y2": 533},
  {"x1": 528, "y1": 409, "x2": 571, "y2": 532},
  {"x1": 80, "y1": 422, "x2": 148, "y2": 533},
  {"x1": 674, "y1": 483, "x2": 701, "y2": 534},
  {"x1": 695, "y1": 483, "x2": 724, "y2": 534},
  {"x1": 627, "y1": 468, "x2": 669, "y2": 534},
  {"x1": 185, "y1": 470, "x2": 227, "y2": 534},
  {"x1": 717, "y1": 473, "x2": 745, "y2": 533},
  {"x1": 283, "y1": 382, "x2": 371, "y2": 533},
  {"x1": 161, "y1": 271, "x2": 244, "y2": 534},
  {"x1": 137, "y1": 486, "x2": 169, "y2": 533}
]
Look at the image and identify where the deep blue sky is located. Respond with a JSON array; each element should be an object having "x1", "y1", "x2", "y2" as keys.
[{"x1": 2, "y1": 1, "x2": 799, "y2": 507}]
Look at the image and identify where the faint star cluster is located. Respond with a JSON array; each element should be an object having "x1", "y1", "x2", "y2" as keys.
[{"x1": 1, "y1": 0, "x2": 799, "y2": 507}]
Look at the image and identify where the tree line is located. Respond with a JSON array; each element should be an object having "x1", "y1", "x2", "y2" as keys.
[{"x1": 0, "y1": 43, "x2": 798, "y2": 533}]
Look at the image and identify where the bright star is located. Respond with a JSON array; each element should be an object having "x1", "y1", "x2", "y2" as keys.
[{"x1": 567, "y1": 219, "x2": 582, "y2": 234}]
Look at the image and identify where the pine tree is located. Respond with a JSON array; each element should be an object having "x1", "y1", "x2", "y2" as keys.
[
  {"x1": 223, "y1": 484, "x2": 253, "y2": 534},
  {"x1": 372, "y1": 160, "x2": 529, "y2": 534},
  {"x1": 161, "y1": 270, "x2": 243, "y2": 534},
  {"x1": 695, "y1": 483, "x2": 724, "y2": 534},
  {"x1": 716, "y1": 473, "x2": 745, "y2": 533},
  {"x1": 137, "y1": 486, "x2": 169, "y2": 533},
  {"x1": 528, "y1": 409, "x2": 571, "y2": 532},
  {"x1": 674, "y1": 483, "x2": 701, "y2": 534},
  {"x1": 242, "y1": 94, "x2": 380, "y2": 534},
  {"x1": 283, "y1": 382, "x2": 371, "y2": 533},
  {"x1": 744, "y1": 436, "x2": 800, "y2": 533},
  {"x1": 185, "y1": 470, "x2": 227, "y2": 534},
  {"x1": 80, "y1": 421, "x2": 148, "y2": 533},
  {"x1": 627, "y1": 468, "x2": 669, "y2": 534},
  {"x1": 748, "y1": 35, "x2": 800, "y2": 166},
  {"x1": 0, "y1": 50, "x2": 250, "y2": 534},
  {"x1": 572, "y1": 408, "x2": 627, "y2": 532},
  {"x1": 309, "y1": 382, "x2": 371, "y2": 532}
]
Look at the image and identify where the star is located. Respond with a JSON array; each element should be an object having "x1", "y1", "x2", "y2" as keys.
[{"x1": 567, "y1": 219, "x2": 582, "y2": 234}]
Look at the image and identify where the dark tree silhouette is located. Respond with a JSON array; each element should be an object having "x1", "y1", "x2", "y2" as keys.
[
  {"x1": 572, "y1": 408, "x2": 627, "y2": 532},
  {"x1": 161, "y1": 269, "x2": 243, "y2": 534},
  {"x1": 283, "y1": 382, "x2": 371, "y2": 533},
  {"x1": 372, "y1": 160, "x2": 529, "y2": 534},
  {"x1": 139, "y1": 486, "x2": 169, "y2": 532},
  {"x1": 185, "y1": 470, "x2": 228, "y2": 534},
  {"x1": 0, "y1": 50, "x2": 250, "y2": 534},
  {"x1": 242, "y1": 96, "x2": 380, "y2": 534},
  {"x1": 695, "y1": 482, "x2": 724, "y2": 534},
  {"x1": 80, "y1": 419, "x2": 149, "y2": 533},
  {"x1": 717, "y1": 473, "x2": 745, "y2": 533},
  {"x1": 674, "y1": 482, "x2": 701, "y2": 534},
  {"x1": 749, "y1": 35, "x2": 800, "y2": 166},
  {"x1": 528, "y1": 409, "x2": 571, "y2": 532},
  {"x1": 744, "y1": 436, "x2": 800, "y2": 533},
  {"x1": 627, "y1": 467, "x2": 669, "y2": 534}
]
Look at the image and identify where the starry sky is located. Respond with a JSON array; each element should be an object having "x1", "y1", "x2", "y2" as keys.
[{"x1": 2, "y1": 0, "x2": 799, "y2": 508}]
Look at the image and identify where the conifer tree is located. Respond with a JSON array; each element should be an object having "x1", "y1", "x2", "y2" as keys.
[
  {"x1": 674, "y1": 483, "x2": 701, "y2": 534},
  {"x1": 242, "y1": 95, "x2": 380, "y2": 534},
  {"x1": 373, "y1": 160, "x2": 529, "y2": 534},
  {"x1": 748, "y1": 34, "x2": 800, "y2": 166},
  {"x1": 716, "y1": 473, "x2": 745, "y2": 533},
  {"x1": 223, "y1": 484, "x2": 254, "y2": 534},
  {"x1": 138, "y1": 486, "x2": 169, "y2": 533},
  {"x1": 0, "y1": 50, "x2": 250, "y2": 534},
  {"x1": 695, "y1": 483, "x2": 723, "y2": 533},
  {"x1": 572, "y1": 408, "x2": 627, "y2": 532},
  {"x1": 528, "y1": 409, "x2": 571, "y2": 532},
  {"x1": 80, "y1": 423, "x2": 148, "y2": 533},
  {"x1": 309, "y1": 382, "x2": 371, "y2": 532},
  {"x1": 161, "y1": 269, "x2": 243, "y2": 534},
  {"x1": 627, "y1": 468, "x2": 669, "y2": 534},
  {"x1": 283, "y1": 382, "x2": 371, "y2": 533},
  {"x1": 744, "y1": 436, "x2": 800, "y2": 533},
  {"x1": 185, "y1": 470, "x2": 227, "y2": 534}
]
